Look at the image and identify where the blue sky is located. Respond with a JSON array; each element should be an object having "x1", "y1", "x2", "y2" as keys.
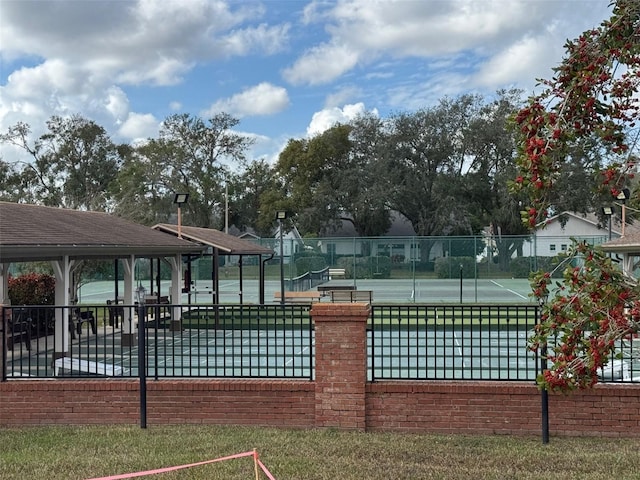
[{"x1": 0, "y1": 0, "x2": 614, "y2": 165}]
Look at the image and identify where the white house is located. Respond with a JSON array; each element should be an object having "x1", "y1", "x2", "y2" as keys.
[
  {"x1": 533, "y1": 211, "x2": 633, "y2": 256},
  {"x1": 274, "y1": 224, "x2": 304, "y2": 264},
  {"x1": 316, "y1": 211, "x2": 446, "y2": 263}
]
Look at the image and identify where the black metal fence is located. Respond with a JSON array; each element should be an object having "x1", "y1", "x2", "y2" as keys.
[
  {"x1": 3, "y1": 303, "x2": 639, "y2": 383},
  {"x1": 369, "y1": 304, "x2": 540, "y2": 381},
  {"x1": 2, "y1": 304, "x2": 314, "y2": 380}
]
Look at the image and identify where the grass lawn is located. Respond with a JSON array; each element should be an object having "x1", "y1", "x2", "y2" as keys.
[{"x1": 1, "y1": 425, "x2": 639, "y2": 479}]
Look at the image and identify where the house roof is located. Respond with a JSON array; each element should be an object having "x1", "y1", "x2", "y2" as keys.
[
  {"x1": 0, "y1": 202, "x2": 205, "y2": 263},
  {"x1": 538, "y1": 211, "x2": 640, "y2": 237},
  {"x1": 321, "y1": 210, "x2": 417, "y2": 237},
  {"x1": 601, "y1": 233, "x2": 640, "y2": 254},
  {"x1": 152, "y1": 224, "x2": 273, "y2": 256}
]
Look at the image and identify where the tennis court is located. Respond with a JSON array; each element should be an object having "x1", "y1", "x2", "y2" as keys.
[
  {"x1": 78, "y1": 277, "x2": 535, "y2": 304},
  {"x1": 8, "y1": 318, "x2": 638, "y2": 383},
  {"x1": 8, "y1": 321, "x2": 537, "y2": 381}
]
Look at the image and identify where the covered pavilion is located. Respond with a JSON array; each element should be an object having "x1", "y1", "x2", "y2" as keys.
[
  {"x1": 151, "y1": 223, "x2": 274, "y2": 304},
  {"x1": 601, "y1": 233, "x2": 640, "y2": 275},
  {"x1": 0, "y1": 202, "x2": 274, "y2": 358}
]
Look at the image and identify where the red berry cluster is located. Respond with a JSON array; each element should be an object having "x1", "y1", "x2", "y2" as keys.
[
  {"x1": 529, "y1": 242, "x2": 639, "y2": 391},
  {"x1": 511, "y1": 0, "x2": 640, "y2": 227}
]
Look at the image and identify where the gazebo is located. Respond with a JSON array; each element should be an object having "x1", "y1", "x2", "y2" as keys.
[
  {"x1": 151, "y1": 224, "x2": 274, "y2": 304},
  {"x1": 0, "y1": 203, "x2": 207, "y2": 357},
  {"x1": 601, "y1": 233, "x2": 640, "y2": 275}
]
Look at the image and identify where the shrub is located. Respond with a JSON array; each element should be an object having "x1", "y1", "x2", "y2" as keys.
[
  {"x1": 509, "y1": 257, "x2": 535, "y2": 278},
  {"x1": 8, "y1": 273, "x2": 55, "y2": 305},
  {"x1": 337, "y1": 256, "x2": 391, "y2": 279},
  {"x1": 434, "y1": 257, "x2": 476, "y2": 279},
  {"x1": 294, "y1": 256, "x2": 327, "y2": 275}
]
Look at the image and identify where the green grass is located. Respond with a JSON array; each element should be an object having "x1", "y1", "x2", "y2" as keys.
[{"x1": 1, "y1": 425, "x2": 639, "y2": 479}]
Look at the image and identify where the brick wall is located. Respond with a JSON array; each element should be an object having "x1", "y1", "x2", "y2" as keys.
[
  {"x1": 2, "y1": 302, "x2": 640, "y2": 437},
  {"x1": 0, "y1": 380, "x2": 315, "y2": 427},
  {"x1": 367, "y1": 381, "x2": 640, "y2": 437}
]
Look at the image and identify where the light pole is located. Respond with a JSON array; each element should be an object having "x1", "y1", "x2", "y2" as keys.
[
  {"x1": 225, "y1": 181, "x2": 229, "y2": 234},
  {"x1": 615, "y1": 188, "x2": 630, "y2": 237},
  {"x1": 276, "y1": 211, "x2": 288, "y2": 305},
  {"x1": 602, "y1": 206, "x2": 614, "y2": 241},
  {"x1": 173, "y1": 193, "x2": 189, "y2": 239},
  {"x1": 135, "y1": 284, "x2": 147, "y2": 429}
]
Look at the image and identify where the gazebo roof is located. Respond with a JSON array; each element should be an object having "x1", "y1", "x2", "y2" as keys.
[
  {"x1": 0, "y1": 202, "x2": 205, "y2": 263},
  {"x1": 601, "y1": 233, "x2": 640, "y2": 255},
  {"x1": 152, "y1": 224, "x2": 273, "y2": 256}
]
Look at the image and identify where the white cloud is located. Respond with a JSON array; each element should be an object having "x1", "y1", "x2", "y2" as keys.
[
  {"x1": 284, "y1": 0, "x2": 611, "y2": 87},
  {"x1": 0, "y1": 0, "x2": 292, "y2": 158},
  {"x1": 324, "y1": 85, "x2": 362, "y2": 109},
  {"x1": 306, "y1": 102, "x2": 377, "y2": 136},
  {"x1": 219, "y1": 23, "x2": 290, "y2": 57},
  {"x1": 103, "y1": 87, "x2": 130, "y2": 123},
  {"x1": 204, "y1": 82, "x2": 290, "y2": 118},
  {"x1": 283, "y1": 43, "x2": 360, "y2": 86},
  {"x1": 118, "y1": 112, "x2": 160, "y2": 143}
]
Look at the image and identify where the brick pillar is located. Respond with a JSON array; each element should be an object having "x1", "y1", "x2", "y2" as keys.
[{"x1": 311, "y1": 302, "x2": 370, "y2": 430}]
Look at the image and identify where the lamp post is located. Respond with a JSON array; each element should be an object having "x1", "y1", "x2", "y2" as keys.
[
  {"x1": 276, "y1": 211, "x2": 288, "y2": 305},
  {"x1": 173, "y1": 193, "x2": 189, "y2": 239},
  {"x1": 135, "y1": 284, "x2": 147, "y2": 429},
  {"x1": 615, "y1": 188, "x2": 630, "y2": 237},
  {"x1": 225, "y1": 181, "x2": 229, "y2": 234},
  {"x1": 602, "y1": 206, "x2": 614, "y2": 241},
  {"x1": 538, "y1": 293, "x2": 549, "y2": 444}
]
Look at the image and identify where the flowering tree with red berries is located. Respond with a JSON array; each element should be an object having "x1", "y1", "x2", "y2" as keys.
[
  {"x1": 511, "y1": 0, "x2": 640, "y2": 391},
  {"x1": 529, "y1": 243, "x2": 640, "y2": 391}
]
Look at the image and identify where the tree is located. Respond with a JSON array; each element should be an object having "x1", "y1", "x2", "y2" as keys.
[
  {"x1": 384, "y1": 95, "x2": 486, "y2": 238},
  {"x1": 512, "y1": 0, "x2": 640, "y2": 228},
  {"x1": 115, "y1": 113, "x2": 254, "y2": 228},
  {"x1": 1, "y1": 116, "x2": 122, "y2": 211},
  {"x1": 458, "y1": 89, "x2": 530, "y2": 269},
  {"x1": 530, "y1": 242, "x2": 640, "y2": 391},
  {"x1": 0, "y1": 158, "x2": 24, "y2": 202},
  {"x1": 233, "y1": 159, "x2": 280, "y2": 237},
  {"x1": 337, "y1": 113, "x2": 391, "y2": 237},
  {"x1": 268, "y1": 118, "x2": 393, "y2": 238},
  {"x1": 271, "y1": 125, "x2": 354, "y2": 235},
  {"x1": 514, "y1": 0, "x2": 640, "y2": 390}
]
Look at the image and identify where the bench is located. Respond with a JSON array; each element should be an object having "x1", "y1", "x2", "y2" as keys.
[
  {"x1": 317, "y1": 284, "x2": 356, "y2": 294},
  {"x1": 71, "y1": 309, "x2": 96, "y2": 337},
  {"x1": 54, "y1": 357, "x2": 123, "y2": 377},
  {"x1": 107, "y1": 300, "x2": 124, "y2": 328},
  {"x1": 6, "y1": 310, "x2": 33, "y2": 350},
  {"x1": 330, "y1": 290, "x2": 373, "y2": 303},
  {"x1": 329, "y1": 268, "x2": 346, "y2": 279},
  {"x1": 274, "y1": 291, "x2": 322, "y2": 304},
  {"x1": 143, "y1": 295, "x2": 171, "y2": 324},
  {"x1": 145, "y1": 295, "x2": 169, "y2": 305}
]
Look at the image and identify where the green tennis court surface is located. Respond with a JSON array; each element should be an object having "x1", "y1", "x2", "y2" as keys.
[{"x1": 79, "y1": 278, "x2": 535, "y2": 304}]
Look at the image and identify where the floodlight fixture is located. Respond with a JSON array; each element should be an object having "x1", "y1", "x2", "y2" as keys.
[
  {"x1": 173, "y1": 193, "x2": 189, "y2": 238},
  {"x1": 173, "y1": 193, "x2": 189, "y2": 205},
  {"x1": 602, "y1": 206, "x2": 614, "y2": 240}
]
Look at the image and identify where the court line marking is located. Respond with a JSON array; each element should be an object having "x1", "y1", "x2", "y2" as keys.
[{"x1": 490, "y1": 280, "x2": 527, "y2": 299}]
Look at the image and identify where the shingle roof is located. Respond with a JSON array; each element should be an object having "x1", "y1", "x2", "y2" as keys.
[
  {"x1": 601, "y1": 233, "x2": 640, "y2": 254},
  {"x1": 152, "y1": 224, "x2": 274, "y2": 256},
  {"x1": 0, "y1": 202, "x2": 204, "y2": 262}
]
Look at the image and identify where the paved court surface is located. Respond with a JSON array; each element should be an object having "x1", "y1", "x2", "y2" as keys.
[
  {"x1": 78, "y1": 278, "x2": 535, "y2": 305},
  {"x1": 6, "y1": 325, "x2": 538, "y2": 381}
]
